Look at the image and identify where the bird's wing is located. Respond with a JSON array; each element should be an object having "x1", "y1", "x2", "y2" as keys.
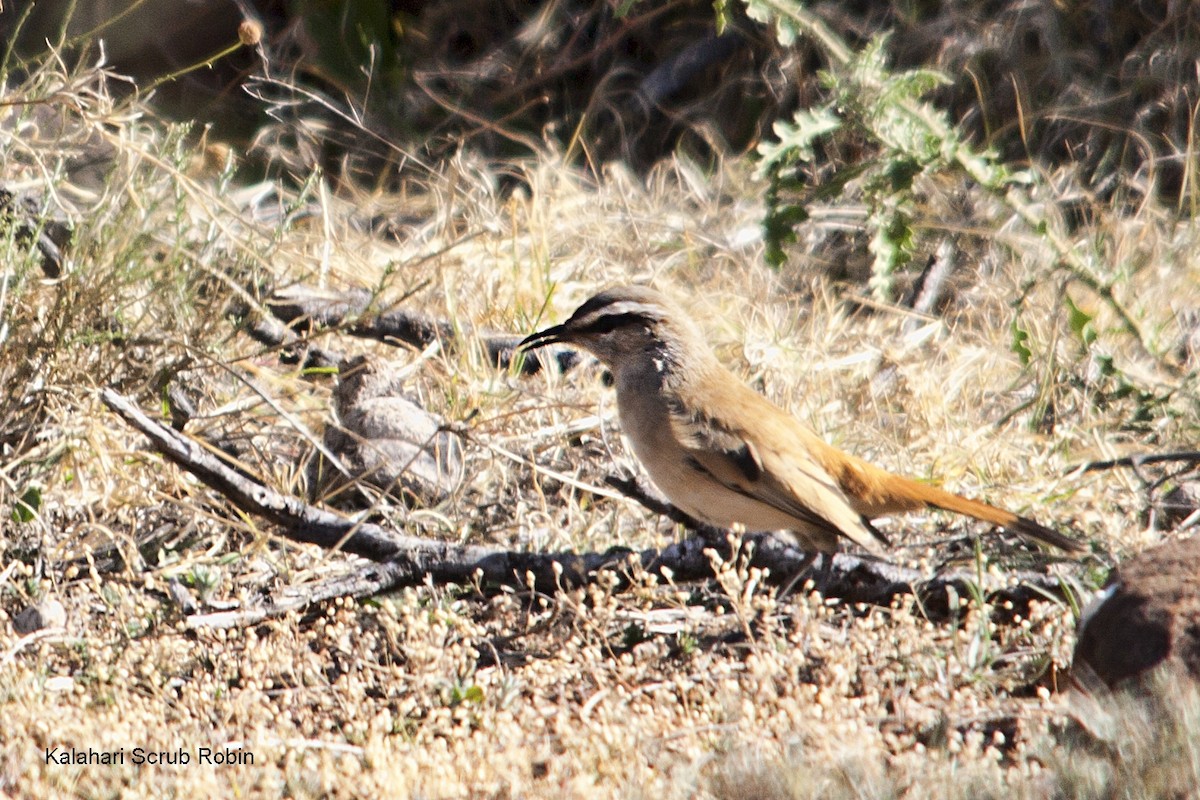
[{"x1": 667, "y1": 397, "x2": 888, "y2": 555}]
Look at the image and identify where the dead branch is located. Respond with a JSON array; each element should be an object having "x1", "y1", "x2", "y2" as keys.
[
  {"x1": 1074, "y1": 451, "x2": 1200, "y2": 473},
  {"x1": 263, "y1": 285, "x2": 580, "y2": 375},
  {"x1": 235, "y1": 300, "x2": 346, "y2": 370},
  {"x1": 604, "y1": 471, "x2": 1080, "y2": 618},
  {"x1": 101, "y1": 389, "x2": 1078, "y2": 628},
  {"x1": 904, "y1": 238, "x2": 957, "y2": 329},
  {"x1": 181, "y1": 561, "x2": 416, "y2": 629}
]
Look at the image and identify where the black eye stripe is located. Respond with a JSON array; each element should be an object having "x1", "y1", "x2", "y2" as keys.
[{"x1": 572, "y1": 312, "x2": 649, "y2": 335}]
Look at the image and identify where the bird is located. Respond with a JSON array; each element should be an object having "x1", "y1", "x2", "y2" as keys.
[{"x1": 519, "y1": 285, "x2": 1083, "y2": 556}]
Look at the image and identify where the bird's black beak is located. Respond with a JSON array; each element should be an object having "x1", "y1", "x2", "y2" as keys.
[{"x1": 518, "y1": 323, "x2": 570, "y2": 351}]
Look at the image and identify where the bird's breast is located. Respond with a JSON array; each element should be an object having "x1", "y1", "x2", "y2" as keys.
[{"x1": 612, "y1": 380, "x2": 819, "y2": 534}]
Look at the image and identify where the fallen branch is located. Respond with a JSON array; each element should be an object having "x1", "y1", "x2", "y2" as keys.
[
  {"x1": 262, "y1": 285, "x2": 580, "y2": 375},
  {"x1": 1074, "y1": 451, "x2": 1200, "y2": 473},
  {"x1": 237, "y1": 302, "x2": 345, "y2": 370},
  {"x1": 604, "y1": 472, "x2": 1078, "y2": 617},
  {"x1": 101, "y1": 389, "x2": 1078, "y2": 628},
  {"x1": 181, "y1": 561, "x2": 417, "y2": 629}
]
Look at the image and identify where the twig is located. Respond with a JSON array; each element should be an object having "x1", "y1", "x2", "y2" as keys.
[
  {"x1": 1073, "y1": 451, "x2": 1200, "y2": 473},
  {"x1": 183, "y1": 561, "x2": 415, "y2": 629},
  {"x1": 904, "y1": 238, "x2": 957, "y2": 330},
  {"x1": 104, "y1": 388, "x2": 476, "y2": 565}
]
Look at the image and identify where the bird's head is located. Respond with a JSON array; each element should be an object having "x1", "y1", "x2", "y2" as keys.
[{"x1": 519, "y1": 285, "x2": 701, "y2": 373}]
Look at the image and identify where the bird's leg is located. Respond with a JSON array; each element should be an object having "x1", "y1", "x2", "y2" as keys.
[{"x1": 777, "y1": 546, "x2": 832, "y2": 600}]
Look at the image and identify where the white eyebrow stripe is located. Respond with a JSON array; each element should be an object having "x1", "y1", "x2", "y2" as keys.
[{"x1": 573, "y1": 300, "x2": 662, "y2": 327}]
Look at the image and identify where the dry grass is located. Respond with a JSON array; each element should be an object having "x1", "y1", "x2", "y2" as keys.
[{"x1": 1, "y1": 54, "x2": 1199, "y2": 799}]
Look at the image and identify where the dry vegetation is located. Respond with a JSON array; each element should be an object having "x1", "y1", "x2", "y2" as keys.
[{"x1": 2, "y1": 7, "x2": 1200, "y2": 798}]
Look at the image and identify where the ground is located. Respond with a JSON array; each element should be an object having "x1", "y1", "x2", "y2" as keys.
[{"x1": 1, "y1": 38, "x2": 1200, "y2": 799}]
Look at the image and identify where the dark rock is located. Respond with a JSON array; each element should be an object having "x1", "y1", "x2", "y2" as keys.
[
  {"x1": 13, "y1": 599, "x2": 67, "y2": 634},
  {"x1": 1072, "y1": 536, "x2": 1200, "y2": 689}
]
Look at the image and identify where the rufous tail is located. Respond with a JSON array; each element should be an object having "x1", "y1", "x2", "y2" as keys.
[
  {"x1": 818, "y1": 445, "x2": 1084, "y2": 553},
  {"x1": 910, "y1": 482, "x2": 1084, "y2": 553}
]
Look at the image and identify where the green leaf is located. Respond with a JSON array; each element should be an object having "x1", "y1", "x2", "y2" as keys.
[
  {"x1": 884, "y1": 156, "x2": 922, "y2": 192},
  {"x1": 713, "y1": 0, "x2": 728, "y2": 34},
  {"x1": 11, "y1": 485, "x2": 41, "y2": 523},
  {"x1": 1064, "y1": 296, "x2": 1097, "y2": 346},
  {"x1": 1010, "y1": 320, "x2": 1032, "y2": 366},
  {"x1": 450, "y1": 683, "x2": 485, "y2": 706},
  {"x1": 761, "y1": 172, "x2": 809, "y2": 268},
  {"x1": 755, "y1": 108, "x2": 842, "y2": 177},
  {"x1": 744, "y1": 0, "x2": 798, "y2": 45}
]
